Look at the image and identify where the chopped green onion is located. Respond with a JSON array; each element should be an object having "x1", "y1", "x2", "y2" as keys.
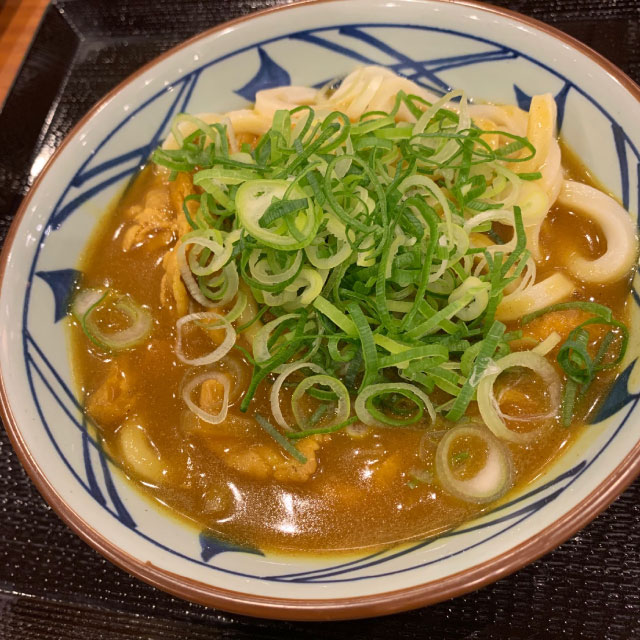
[
  {"x1": 72, "y1": 288, "x2": 152, "y2": 351},
  {"x1": 255, "y1": 414, "x2": 307, "y2": 463},
  {"x1": 152, "y1": 76, "x2": 632, "y2": 447}
]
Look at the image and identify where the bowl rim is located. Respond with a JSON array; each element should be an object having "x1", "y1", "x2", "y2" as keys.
[{"x1": 2, "y1": 0, "x2": 640, "y2": 621}]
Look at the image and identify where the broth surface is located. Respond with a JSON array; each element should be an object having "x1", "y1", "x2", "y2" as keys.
[{"x1": 70, "y1": 144, "x2": 630, "y2": 554}]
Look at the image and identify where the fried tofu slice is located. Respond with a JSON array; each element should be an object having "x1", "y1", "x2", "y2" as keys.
[
  {"x1": 85, "y1": 362, "x2": 135, "y2": 427},
  {"x1": 196, "y1": 380, "x2": 326, "y2": 483}
]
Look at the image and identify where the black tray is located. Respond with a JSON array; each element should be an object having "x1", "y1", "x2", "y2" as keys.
[{"x1": 1, "y1": 1, "x2": 640, "y2": 638}]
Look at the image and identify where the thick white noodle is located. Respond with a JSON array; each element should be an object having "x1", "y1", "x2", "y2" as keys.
[
  {"x1": 515, "y1": 180, "x2": 551, "y2": 261},
  {"x1": 518, "y1": 94, "x2": 556, "y2": 175},
  {"x1": 467, "y1": 103, "x2": 528, "y2": 137},
  {"x1": 532, "y1": 331, "x2": 562, "y2": 356},
  {"x1": 318, "y1": 66, "x2": 440, "y2": 121},
  {"x1": 506, "y1": 93, "x2": 562, "y2": 259},
  {"x1": 557, "y1": 180, "x2": 638, "y2": 284},
  {"x1": 254, "y1": 86, "x2": 319, "y2": 118},
  {"x1": 538, "y1": 137, "x2": 563, "y2": 205},
  {"x1": 496, "y1": 272, "x2": 577, "y2": 322}
]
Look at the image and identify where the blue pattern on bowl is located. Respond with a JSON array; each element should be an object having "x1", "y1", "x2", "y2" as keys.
[
  {"x1": 235, "y1": 47, "x2": 291, "y2": 102},
  {"x1": 35, "y1": 269, "x2": 81, "y2": 322}
]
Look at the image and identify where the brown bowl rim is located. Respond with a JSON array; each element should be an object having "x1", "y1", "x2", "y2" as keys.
[{"x1": 1, "y1": 0, "x2": 640, "y2": 622}]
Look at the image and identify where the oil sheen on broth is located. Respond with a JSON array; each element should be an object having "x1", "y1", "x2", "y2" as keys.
[{"x1": 69, "y1": 71, "x2": 636, "y2": 554}]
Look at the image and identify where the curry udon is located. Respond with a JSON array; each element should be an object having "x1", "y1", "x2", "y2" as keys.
[{"x1": 69, "y1": 67, "x2": 637, "y2": 553}]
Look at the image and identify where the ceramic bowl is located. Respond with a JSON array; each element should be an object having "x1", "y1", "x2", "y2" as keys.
[{"x1": 2, "y1": 0, "x2": 640, "y2": 621}]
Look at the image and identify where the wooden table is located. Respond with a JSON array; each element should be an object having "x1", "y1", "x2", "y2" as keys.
[{"x1": 0, "y1": 0, "x2": 50, "y2": 106}]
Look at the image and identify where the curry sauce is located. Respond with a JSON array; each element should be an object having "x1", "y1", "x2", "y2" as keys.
[{"x1": 69, "y1": 147, "x2": 632, "y2": 554}]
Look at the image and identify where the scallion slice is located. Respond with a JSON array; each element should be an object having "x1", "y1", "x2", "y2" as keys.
[{"x1": 72, "y1": 288, "x2": 152, "y2": 351}]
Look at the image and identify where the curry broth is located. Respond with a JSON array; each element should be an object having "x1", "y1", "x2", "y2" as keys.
[{"x1": 70, "y1": 147, "x2": 631, "y2": 554}]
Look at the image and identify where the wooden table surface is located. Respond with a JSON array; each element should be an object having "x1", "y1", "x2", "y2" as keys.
[{"x1": 0, "y1": 0, "x2": 50, "y2": 106}]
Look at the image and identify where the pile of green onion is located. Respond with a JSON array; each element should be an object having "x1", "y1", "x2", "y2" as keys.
[{"x1": 151, "y1": 88, "x2": 627, "y2": 458}]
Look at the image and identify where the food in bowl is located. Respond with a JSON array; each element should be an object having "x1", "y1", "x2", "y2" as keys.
[{"x1": 68, "y1": 66, "x2": 637, "y2": 553}]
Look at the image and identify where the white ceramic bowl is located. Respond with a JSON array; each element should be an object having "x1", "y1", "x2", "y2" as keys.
[{"x1": 2, "y1": 0, "x2": 640, "y2": 620}]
